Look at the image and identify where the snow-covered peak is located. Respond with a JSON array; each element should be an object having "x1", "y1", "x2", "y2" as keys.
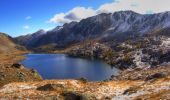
[{"x1": 49, "y1": 26, "x2": 63, "y2": 32}]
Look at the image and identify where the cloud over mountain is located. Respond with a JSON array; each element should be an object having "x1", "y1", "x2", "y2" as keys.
[
  {"x1": 49, "y1": 7, "x2": 96, "y2": 24},
  {"x1": 49, "y1": 0, "x2": 170, "y2": 24},
  {"x1": 98, "y1": 0, "x2": 170, "y2": 14}
]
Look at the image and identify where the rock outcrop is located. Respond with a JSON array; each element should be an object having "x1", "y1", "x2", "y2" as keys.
[{"x1": 0, "y1": 63, "x2": 42, "y2": 87}]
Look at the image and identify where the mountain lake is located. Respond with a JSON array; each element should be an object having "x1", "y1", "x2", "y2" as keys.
[{"x1": 21, "y1": 54, "x2": 119, "y2": 81}]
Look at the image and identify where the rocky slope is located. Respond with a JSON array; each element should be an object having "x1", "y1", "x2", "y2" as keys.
[{"x1": 67, "y1": 34, "x2": 170, "y2": 70}]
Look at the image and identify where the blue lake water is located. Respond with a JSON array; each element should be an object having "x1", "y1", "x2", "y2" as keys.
[{"x1": 21, "y1": 54, "x2": 119, "y2": 81}]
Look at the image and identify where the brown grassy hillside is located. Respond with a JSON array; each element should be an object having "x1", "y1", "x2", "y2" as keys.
[
  {"x1": 0, "y1": 32, "x2": 28, "y2": 64},
  {"x1": 0, "y1": 33, "x2": 26, "y2": 53},
  {"x1": 0, "y1": 33, "x2": 42, "y2": 87}
]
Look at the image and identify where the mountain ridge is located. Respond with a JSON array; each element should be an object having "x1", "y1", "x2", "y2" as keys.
[{"x1": 15, "y1": 11, "x2": 170, "y2": 49}]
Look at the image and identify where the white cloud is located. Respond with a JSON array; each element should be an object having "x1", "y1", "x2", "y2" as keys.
[
  {"x1": 49, "y1": 0, "x2": 170, "y2": 24},
  {"x1": 23, "y1": 25, "x2": 30, "y2": 29},
  {"x1": 49, "y1": 7, "x2": 96, "y2": 24},
  {"x1": 25, "y1": 16, "x2": 32, "y2": 20},
  {"x1": 97, "y1": 0, "x2": 170, "y2": 14},
  {"x1": 49, "y1": 13, "x2": 70, "y2": 24}
]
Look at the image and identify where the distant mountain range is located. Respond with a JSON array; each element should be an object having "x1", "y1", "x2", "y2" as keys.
[{"x1": 15, "y1": 11, "x2": 170, "y2": 49}]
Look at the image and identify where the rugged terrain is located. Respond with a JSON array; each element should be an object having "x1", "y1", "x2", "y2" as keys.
[
  {"x1": 0, "y1": 32, "x2": 170, "y2": 99},
  {"x1": 1, "y1": 11, "x2": 170, "y2": 99}
]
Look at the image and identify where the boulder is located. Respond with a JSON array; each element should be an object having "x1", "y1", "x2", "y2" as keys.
[
  {"x1": 123, "y1": 87, "x2": 138, "y2": 95},
  {"x1": 11, "y1": 63, "x2": 24, "y2": 69},
  {"x1": 17, "y1": 72, "x2": 25, "y2": 81},
  {"x1": 62, "y1": 92, "x2": 83, "y2": 100},
  {"x1": 62, "y1": 91, "x2": 96, "y2": 100},
  {"x1": 37, "y1": 84, "x2": 64, "y2": 91},
  {"x1": 76, "y1": 77, "x2": 88, "y2": 83},
  {"x1": 145, "y1": 72, "x2": 167, "y2": 81},
  {"x1": 0, "y1": 72, "x2": 6, "y2": 80}
]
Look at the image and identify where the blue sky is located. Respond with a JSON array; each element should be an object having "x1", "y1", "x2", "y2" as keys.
[
  {"x1": 0, "y1": 0, "x2": 169, "y2": 37},
  {"x1": 0, "y1": 0, "x2": 112, "y2": 37}
]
